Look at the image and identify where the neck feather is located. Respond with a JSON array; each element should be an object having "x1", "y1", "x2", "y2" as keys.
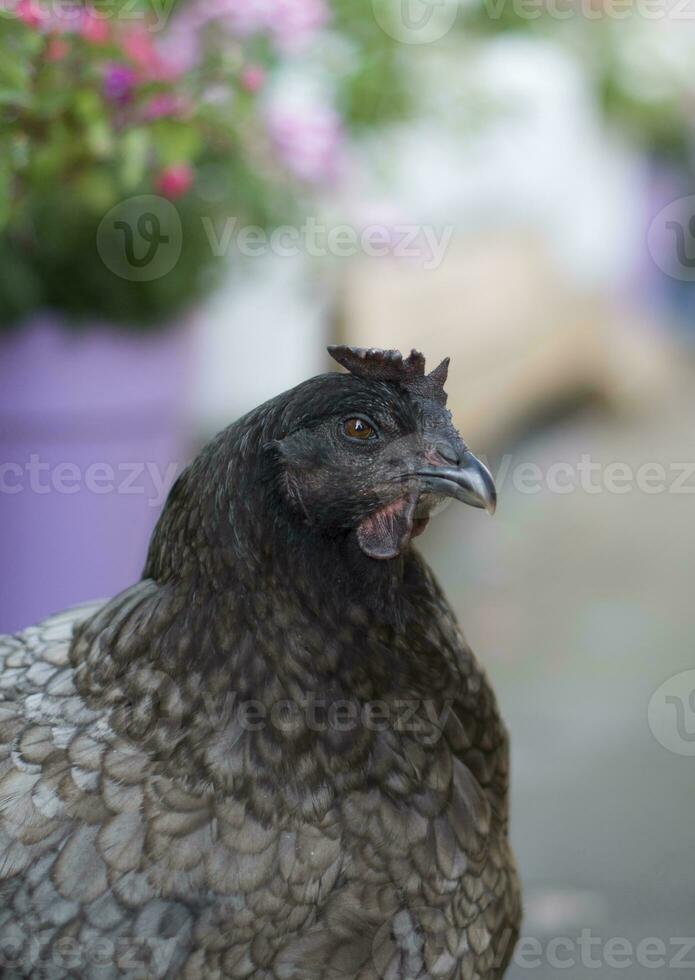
[{"x1": 70, "y1": 408, "x2": 456, "y2": 806}]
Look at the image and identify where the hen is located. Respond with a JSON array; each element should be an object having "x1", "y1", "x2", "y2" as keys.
[{"x1": 0, "y1": 346, "x2": 521, "y2": 979}]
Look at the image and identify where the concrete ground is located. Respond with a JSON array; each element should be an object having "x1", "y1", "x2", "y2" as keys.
[{"x1": 419, "y1": 378, "x2": 695, "y2": 978}]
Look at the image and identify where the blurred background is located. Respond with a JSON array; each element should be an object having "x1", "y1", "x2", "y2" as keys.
[{"x1": 1, "y1": 0, "x2": 694, "y2": 974}]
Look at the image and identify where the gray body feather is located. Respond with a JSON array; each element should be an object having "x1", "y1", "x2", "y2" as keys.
[{"x1": 0, "y1": 594, "x2": 520, "y2": 979}]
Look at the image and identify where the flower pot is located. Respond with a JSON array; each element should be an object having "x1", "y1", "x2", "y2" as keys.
[{"x1": 0, "y1": 314, "x2": 194, "y2": 634}]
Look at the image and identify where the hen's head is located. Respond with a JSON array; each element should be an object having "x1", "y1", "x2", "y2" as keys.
[
  {"x1": 145, "y1": 345, "x2": 496, "y2": 591},
  {"x1": 273, "y1": 346, "x2": 495, "y2": 561}
]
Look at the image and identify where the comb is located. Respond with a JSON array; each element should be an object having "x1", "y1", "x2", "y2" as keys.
[{"x1": 327, "y1": 346, "x2": 450, "y2": 404}]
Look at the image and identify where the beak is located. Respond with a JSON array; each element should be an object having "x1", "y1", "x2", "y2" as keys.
[{"x1": 416, "y1": 450, "x2": 497, "y2": 515}]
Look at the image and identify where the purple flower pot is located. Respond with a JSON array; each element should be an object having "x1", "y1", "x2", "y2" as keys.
[{"x1": 0, "y1": 315, "x2": 194, "y2": 633}]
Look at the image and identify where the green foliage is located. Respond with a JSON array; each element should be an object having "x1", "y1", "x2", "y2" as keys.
[
  {"x1": 330, "y1": 0, "x2": 410, "y2": 128},
  {"x1": 0, "y1": 0, "x2": 412, "y2": 330},
  {"x1": 1, "y1": 190, "x2": 209, "y2": 327}
]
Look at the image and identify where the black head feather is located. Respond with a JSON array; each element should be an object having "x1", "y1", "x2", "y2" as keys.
[{"x1": 328, "y1": 345, "x2": 450, "y2": 405}]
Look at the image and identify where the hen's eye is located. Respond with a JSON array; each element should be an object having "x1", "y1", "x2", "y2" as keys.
[{"x1": 343, "y1": 418, "x2": 376, "y2": 441}]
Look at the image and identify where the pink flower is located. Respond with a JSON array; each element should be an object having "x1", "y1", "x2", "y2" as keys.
[
  {"x1": 15, "y1": 0, "x2": 44, "y2": 27},
  {"x1": 155, "y1": 164, "x2": 194, "y2": 199},
  {"x1": 121, "y1": 24, "x2": 182, "y2": 82},
  {"x1": 46, "y1": 36, "x2": 70, "y2": 60},
  {"x1": 80, "y1": 9, "x2": 109, "y2": 44},
  {"x1": 239, "y1": 64, "x2": 266, "y2": 93},
  {"x1": 141, "y1": 93, "x2": 190, "y2": 121},
  {"x1": 121, "y1": 25, "x2": 156, "y2": 68},
  {"x1": 267, "y1": 103, "x2": 344, "y2": 184}
]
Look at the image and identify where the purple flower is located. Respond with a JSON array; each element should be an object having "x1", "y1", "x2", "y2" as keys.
[
  {"x1": 272, "y1": 0, "x2": 328, "y2": 51},
  {"x1": 103, "y1": 63, "x2": 136, "y2": 105},
  {"x1": 164, "y1": 0, "x2": 329, "y2": 67},
  {"x1": 219, "y1": 0, "x2": 329, "y2": 50},
  {"x1": 267, "y1": 102, "x2": 344, "y2": 184},
  {"x1": 155, "y1": 16, "x2": 201, "y2": 74}
]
